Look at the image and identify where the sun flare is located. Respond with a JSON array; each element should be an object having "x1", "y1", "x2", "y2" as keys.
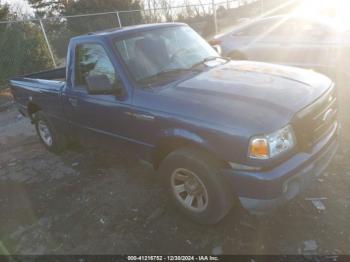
[{"x1": 297, "y1": 0, "x2": 350, "y2": 29}]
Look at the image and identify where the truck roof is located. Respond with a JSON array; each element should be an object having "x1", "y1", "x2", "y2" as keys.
[{"x1": 72, "y1": 22, "x2": 185, "y2": 40}]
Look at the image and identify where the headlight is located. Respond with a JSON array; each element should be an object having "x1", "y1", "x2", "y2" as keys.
[{"x1": 248, "y1": 125, "x2": 296, "y2": 159}]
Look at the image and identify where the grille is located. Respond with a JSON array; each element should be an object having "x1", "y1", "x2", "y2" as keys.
[{"x1": 293, "y1": 85, "x2": 338, "y2": 151}]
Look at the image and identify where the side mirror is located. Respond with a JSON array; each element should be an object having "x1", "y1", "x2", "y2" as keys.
[
  {"x1": 209, "y1": 39, "x2": 222, "y2": 56},
  {"x1": 212, "y1": 45, "x2": 222, "y2": 55},
  {"x1": 85, "y1": 74, "x2": 122, "y2": 95}
]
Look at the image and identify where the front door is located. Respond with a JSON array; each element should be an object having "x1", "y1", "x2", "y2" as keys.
[
  {"x1": 234, "y1": 19, "x2": 286, "y2": 63},
  {"x1": 62, "y1": 42, "x2": 134, "y2": 151},
  {"x1": 281, "y1": 20, "x2": 337, "y2": 75}
]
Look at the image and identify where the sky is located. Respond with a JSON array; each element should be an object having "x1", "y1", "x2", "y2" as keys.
[
  {"x1": 3, "y1": 0, "x2": 33, "y2": 14},
  {"x1": 2, "y1": 0, "x2": 237, "y2": 19},
  {"x1": 3, "y1": 0, "x2": 222, "y2": 13}
]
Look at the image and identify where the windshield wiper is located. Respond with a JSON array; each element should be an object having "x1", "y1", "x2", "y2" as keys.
[
  {"x1": 137, "y1": 56, "x2": 230, "y2": 86},
  {"x1": 137, "y1": 68, "x2": 197, "y2": 85},
  {"x1": 190, "y1": 56, "x2": 230, "y2": 69}
]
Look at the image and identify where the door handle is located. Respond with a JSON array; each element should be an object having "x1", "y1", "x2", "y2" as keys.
[
  {"x1": 68, "y1": 97, "x2": 78, "y2": 107},
  {"x1": 133, "y1": 113, "x2": 155, "y2": 121},
  {"x1": 125, "y1": 112, "x2": 155, "y2": 121}
]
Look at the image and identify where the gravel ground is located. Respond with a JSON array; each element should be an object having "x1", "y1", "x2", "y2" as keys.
[{"x1": 1, "y1": 88, "x2": 350, "y2": 255}]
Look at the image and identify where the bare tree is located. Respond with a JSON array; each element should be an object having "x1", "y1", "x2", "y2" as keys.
[{"x1": 142, "y1": 0, "x2": 172, "y2": 22}]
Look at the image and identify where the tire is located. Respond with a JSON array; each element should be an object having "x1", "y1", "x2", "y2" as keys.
[
  {"x1": 159, "y1": 147, "x2": 234, "y2": 224},
  {"x1": 33, "y1": 111, "x2": 66, "y2": 153}
]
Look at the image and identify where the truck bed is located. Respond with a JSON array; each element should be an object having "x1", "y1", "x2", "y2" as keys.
[
  {"x1": 22, "y1": 67, "x2": 66, "y2": 81},
  {"x1": 10, "y1": 67, "x2": 66, "y2": 111},
  {"x1": 10, "y1": 67, "x2": 66, "y2": 91}
]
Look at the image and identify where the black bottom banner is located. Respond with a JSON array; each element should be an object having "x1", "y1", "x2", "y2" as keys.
[{"x1": 0, "y1": 255, "x2": 347, "y2": 262}]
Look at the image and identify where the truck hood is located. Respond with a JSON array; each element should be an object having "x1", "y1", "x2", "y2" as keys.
[
  {"x1": 177, "y1": 61, "x2": 331, "y2": 113},
  {"x1": 155, "y1": 61, "x2": 332, "y2": 134}
]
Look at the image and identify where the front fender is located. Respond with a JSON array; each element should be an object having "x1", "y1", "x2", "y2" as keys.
[
  {"x1": 159, "y1": 128, "x2": 205, "y2": 143},
  {"x1": 152, "y1": 127, "x2": 220, "y2": 168}
]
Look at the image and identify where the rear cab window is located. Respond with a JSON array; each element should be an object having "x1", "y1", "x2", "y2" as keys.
[{"x1": 74, "y1": 43, "x2": 118, "y2": 88}]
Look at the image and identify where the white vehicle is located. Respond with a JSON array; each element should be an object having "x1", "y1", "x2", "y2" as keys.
[{"x1": 212, "y1": 15, "x2": 350, "y2": 79}]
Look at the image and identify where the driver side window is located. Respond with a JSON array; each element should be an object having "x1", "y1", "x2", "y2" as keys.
[
  {"x1": 75, "y1": 43, "x2": 117, "y2": 87},
  {"x1": 236, "y1": 21, "x2": 274, "y2": 36}
]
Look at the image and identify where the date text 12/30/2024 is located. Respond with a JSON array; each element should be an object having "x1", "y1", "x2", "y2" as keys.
[{"x1": 127, "y1": 256, "x2": 219, "y2": 261}]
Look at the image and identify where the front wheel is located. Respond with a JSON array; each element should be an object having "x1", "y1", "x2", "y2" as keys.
[
  {"x1": 159, "y1": 147, "x2": 234, "y2": 224},
  {"x1": 34, "y1": 112, "x2": 66, "y2": 153}
]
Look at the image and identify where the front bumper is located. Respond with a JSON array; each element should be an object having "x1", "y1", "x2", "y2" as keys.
[{"x1": 222, "y1": 123, "x2": 339, "y2": 215}]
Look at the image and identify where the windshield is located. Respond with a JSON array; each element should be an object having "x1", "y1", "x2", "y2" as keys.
[{"x1": 114, "y1": 25, "x2": 218, "y2": 84}]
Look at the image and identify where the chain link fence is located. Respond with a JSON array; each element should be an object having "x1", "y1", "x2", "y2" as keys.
[{"x1": 0, "y1": 0, "x2": 296, "y2": 89}]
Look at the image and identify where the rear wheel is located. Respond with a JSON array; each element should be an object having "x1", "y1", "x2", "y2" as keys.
[
  {"x1": 159, "y1": 147, "x2": 234, "y2": 224},
  {"x1": 34, "y1": 112, "x2": 66, "y2": 153}
]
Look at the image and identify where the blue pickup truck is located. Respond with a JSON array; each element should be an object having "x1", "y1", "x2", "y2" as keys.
[{"x1": 10, "y1": 23, "x2": 339, "y2": 224}]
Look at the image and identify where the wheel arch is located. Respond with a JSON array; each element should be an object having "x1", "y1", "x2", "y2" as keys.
[
  {"x1": 152, "y1": 129, "x2": 229, "y2": 170},
  {"x1": 27, "y1": 102, "x2": 42, "y2": 121}
]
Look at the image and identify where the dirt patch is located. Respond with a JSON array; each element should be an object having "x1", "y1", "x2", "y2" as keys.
[
  {"x1": 1, "y1": 92, "x2": 350, "y2": 255},
  {"x1": 0, "y1": 88, "x2": 13, "y2": 112}
]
